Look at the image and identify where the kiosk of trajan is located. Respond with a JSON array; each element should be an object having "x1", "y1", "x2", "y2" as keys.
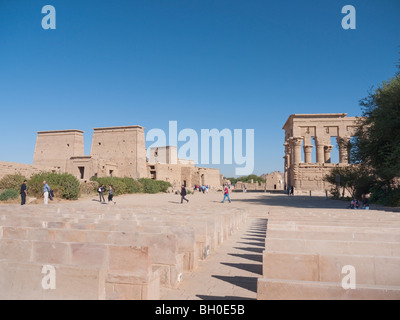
[{"x1": 283, "y1": 113, "x2": 360, "y2": 194}]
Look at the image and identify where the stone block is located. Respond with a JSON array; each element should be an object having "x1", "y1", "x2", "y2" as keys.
[
  {"x1": 257, "y1": 278, "x2": 400, "y2": 300},
  {"x1": 0, "y1": 260, "x2": 105, "y2": 300},
  {"x1": 262, "y1": 251, "x2": 319, "y2": 281},
  {"x1": 0, "y1": 239, "x2": 32, "y2": 261},
  {"x1": 107, "y1": 245, "x2": 151, "y2": 281},
  {"x1": 32, "y1": 241, "x2": 70, "y2": 265}
]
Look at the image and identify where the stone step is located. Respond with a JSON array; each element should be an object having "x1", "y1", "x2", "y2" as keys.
[
  {"x1": 0, "y1": 241, "x2": 159, "y2": 300},
  {"x1": 262, "y1": 251, "x2": 400, "y2": 286},
  {"x1": 265, "y1": 238, "x2": 400, "y2": 256},
  {"x1": 257, "y1": 278, "x2": 400, "y2": 300},
  {"x1": 266, "y1": 229, "x2": 400, "y2": 242}
]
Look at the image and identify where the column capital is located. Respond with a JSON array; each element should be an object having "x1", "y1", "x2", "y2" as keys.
[
  {"x1": 337, "y1": 136, "x2": 351, "y2": 147},
  {"x1": 290, "y1": 136, "x2": 303, "y2": 147}
]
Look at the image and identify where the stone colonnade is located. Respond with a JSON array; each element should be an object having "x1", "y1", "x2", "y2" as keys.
[
  {"x1": 284, "y1": 135, "x2": 351, "y2": 168},
  {"x1": 282, "y1": 114, "x2": 360, "y2": 192}
]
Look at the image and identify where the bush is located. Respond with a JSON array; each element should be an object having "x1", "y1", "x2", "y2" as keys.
[
  {"x1": 0, "y1": 174, "x2": 26, "y2": 191},
  {"x1": 90, "y1": 176, "x2": 136, "y2": 195},
  {"x1": 138, "y1": 178, "x2": 159, "y2": 194},
  {"x1": 370, "y1": 185, "x2": 400, "y2": 207},
  {"x1": 29, "y1": 172, "x2": 80, "y2": 200},
  {"x1": 138, "y1": 178, "x2": 172, "y2": 194},
  {"x1": 80, "y1": 180, "x2": 99, "y2": 196},
  {"x1": 0, "y1": 188, "x2": 19, "y2": 201},
  {"x1": 90, "y1": 176, "x2": 171, "y2": 195},
  {"x1": 121, "y1": 177, "x2": 143, "y2": 193}
]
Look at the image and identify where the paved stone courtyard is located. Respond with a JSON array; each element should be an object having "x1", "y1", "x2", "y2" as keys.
[{"x1": 0, "y1": 191, "x2": 399, "y2": 299}]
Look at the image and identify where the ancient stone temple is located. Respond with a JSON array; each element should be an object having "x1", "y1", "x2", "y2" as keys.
[
  {"x1": 147, "y1": 146, "x2": 222, "y2": 190},
  {"x1": 33, "y1": 126, "x2": 147, "y2": 180},
  {"x1": 283, "y1": 113, "x2": 360, "y2": 193},
  {"x1": 3, "y1": 125, "x2": 222, "y2": 190}
]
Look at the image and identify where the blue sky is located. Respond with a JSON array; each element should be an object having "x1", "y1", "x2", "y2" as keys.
[{"x1": 0, "y1": 0, "x2": 399, "y2": 177}]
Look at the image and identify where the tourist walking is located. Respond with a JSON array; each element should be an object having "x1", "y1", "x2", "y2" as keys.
[
  {"x1": 20, "y1": 180, "x2": 28, "y2": 205},
  {"x1": 98, "y1": 184, "x2": 106, "y2": 203},
  {"x1": 290, "y1": 186, "x2": 294, "y2": 196},
  {"x1": 108, "y1": 185, "x2": 116, "y2": 204},
  {"x1": 43, "y1": 180, "x2": 50, "y2": 205},
  {"x1": 222, "y1": 185, "x2": 231, "y2": 203},
  {"x1": 180, "y1": 185, "x2": 189, "y2": 203}
]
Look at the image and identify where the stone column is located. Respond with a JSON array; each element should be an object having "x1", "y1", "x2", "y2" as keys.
[
  {"x1": 337, "y1": 136, "x2": 350, "y2": 164},
  {"x1": 314, "y1": 137, "x2": 325, "y2": 164},
  {"x1": 324, "y1": 145, "x2": 333, "y2": 163},
  {"x1": 291, "y1": 137, "x2": 303, "y2": 164},
  {"x1": 303, "y1": 145, "x2": 313, "y2": 164}
]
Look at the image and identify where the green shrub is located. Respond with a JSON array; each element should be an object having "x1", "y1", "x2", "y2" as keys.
[
  {"x1": 80, "y1": 180, "x2": 99, "y2": 195},
  {"x1": 0, "y1": 174, "x2": 26, "y2": 191},
  {"x1": 370, "y1": 185, "x2": 400, "y2": 207},
  {"x1": 121, "y1": 177, "x2": 143, "y2": 193},
  {"x1": 157, "y1": 180, "x2": 172, "y2": 193},
  {"x1": 138, "y1": 178, "x2": 159, "y2": 194},
  {"x1": 90, "y1": 177, "x2": 170, "y2": 195},
  {"x1": 29, "y1": 172, "x2": 80, "y2": 200},
  {"x1": 91, "y1": 177, "x2": 131, "y2": 195},
  {"x1": 138, "y1": 178, "x2": 172, "y2": 194},
  {"x1": 0, "y1": 189, "x2": 20, "y2": 201}
]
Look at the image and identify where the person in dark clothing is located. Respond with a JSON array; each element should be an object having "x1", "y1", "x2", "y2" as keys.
[
  {"x1": 20, "y1": 180, "x2": 28, "y2": 205},
  {"x1": 108, "y1": 185, "x2": 116, "y2": 204},
  {"x1": 290, "y1": 186, "x2": 294, "y2": 196},
  {"x1": 98, "y1": 184, "x2": 106, "y2": 203},
  {"x1": 180, "y1": 185, "x2": 189, "y2": 204}
]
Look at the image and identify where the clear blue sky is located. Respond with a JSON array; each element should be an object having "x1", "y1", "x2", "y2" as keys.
[{"x1": 1, "y1": 0, "x2": 399, "y2": 177}]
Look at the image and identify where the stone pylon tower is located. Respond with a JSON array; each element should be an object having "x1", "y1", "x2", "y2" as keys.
[
  {"x1": 33, "y1": 130, "x2": 85, "y2": 172},
  {"x1": 90, "y1": 126, "x2": 147, "y2": 179}
]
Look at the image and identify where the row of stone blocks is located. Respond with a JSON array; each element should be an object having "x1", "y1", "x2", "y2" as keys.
[
  {"x1": 0, "y1": 204, "x2": 247, "y2": 299},
  {"x1": 257, "y1": 208, "x2": 400, "y2": 299}
]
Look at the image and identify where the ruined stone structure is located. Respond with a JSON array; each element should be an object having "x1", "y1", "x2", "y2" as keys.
[
  {"x1": 0, "y1": 161, "x2": 60, "y2": 180},
  {"x1": 231, "y1": 172, "x2": 284, "y2": 192},
  {"x1": 283, "y1": 114, "x2": 360, "y2": 193},
  {"x1": 147, "y1": 146, "x2": 222, "y2": 190},
  {"x1": 0, "y1": 126, "x2": 221, "y2": 189}
]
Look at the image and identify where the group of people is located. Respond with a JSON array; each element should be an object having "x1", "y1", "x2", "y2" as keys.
[
  {"x1": 180, "y1": 183, "x2": 232, "y2": 204},
  {"x1": 286, "y1": 185, "x2": 294, "y2": 196},
  {"x1": 98, "y1": 184, "x2": 116, "y2": 204},
  {"x1": 19, "y1": 180, "x2": 116, "y2": 206},
  {"x1": 193, "y1": 185, "x2": 209, "y2": 194},
  {"x1": 20, "y1": 180, "x2": 54, "y2": 205},
  {"x1": 349, "y1": 194, "x2": 370, "y2": 209}
]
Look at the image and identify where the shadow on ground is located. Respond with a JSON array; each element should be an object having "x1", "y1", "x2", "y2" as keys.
[
  {"x1": 203, "y1": 218, "x2": 267, "y2": 300},
  {"x1": 232, "y1": 194, "x2": 400, "y2": 212}
]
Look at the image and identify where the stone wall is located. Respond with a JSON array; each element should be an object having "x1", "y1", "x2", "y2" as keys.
[
  {"x1": 0, "y1": 161, "x2": 58, "y2": 180},
  {"x1": 147, "y1": 164, "x2": 222, "y2": 190},
  {"x1": 289, "y1": 163, "x2": 345, "y2": 194}
]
